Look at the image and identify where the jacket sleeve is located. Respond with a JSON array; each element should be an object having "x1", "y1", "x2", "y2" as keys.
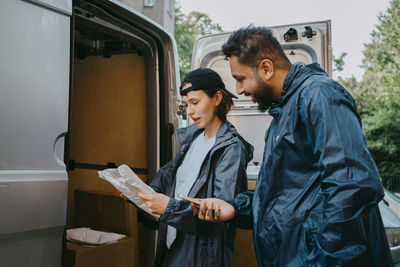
[
  {"x1": 300, "y1": 82, "x2": 388, "y2": 264},
  {"x1": 228, "y1": 191, "x2": 254, "y2": 229},
  {"x1": 160, "y1": 142, "x2": 249, "y2": 236}
]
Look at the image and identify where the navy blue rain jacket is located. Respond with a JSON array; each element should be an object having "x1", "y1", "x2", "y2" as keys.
[
  {"x1": 150, "y1": 120, "x2": 253, "y2": 267},
  {"x1": 231, "y1": 63, "x2": 393, "y2": 266}
]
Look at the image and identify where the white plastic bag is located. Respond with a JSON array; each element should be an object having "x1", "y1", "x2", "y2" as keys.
[
  {"x1": 98, "y1": 164, "x2": 159, "y2": 219},
  {"x1": 66, "y1": 227, "x2": 125, "y2": 246}
]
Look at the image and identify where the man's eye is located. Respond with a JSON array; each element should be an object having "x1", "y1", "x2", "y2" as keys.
[{"x1": 192, "y1": 102, "x2": 198, "y2": 105}]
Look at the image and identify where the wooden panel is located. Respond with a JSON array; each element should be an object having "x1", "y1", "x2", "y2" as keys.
[
  {"x1": 66, "y1": 237, "x2": 136, "y2": 267},
  {"x1": 66, "y1": 169, "x2": 146, "y2": 225},
  {"x1": 66, "y1": 172, "x2": 141, "y2": 266},
  {"x1": 232, "y1": 179, "x2": 258, "y2": 266},
  {"x1": 248, "y1": 179, "x2": 257, "y2": 190},
  {"x1": 233, "y1": 229, "x2": 258, "y2": 267},
  {"x1": 70, "y1": 54, "x2": 147, "y2": 168},
  {"x1": 67, "y1": 53, "x2": 148, "y2": 267}
]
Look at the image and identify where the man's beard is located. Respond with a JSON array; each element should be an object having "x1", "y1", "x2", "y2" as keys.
[{"x1": 253, "y1": 76, "x2": 275, "y2": 112}]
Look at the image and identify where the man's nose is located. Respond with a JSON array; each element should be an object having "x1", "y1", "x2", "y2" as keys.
[{"x1": 236, "y1": 85, "x2": 245, "y2": 95}]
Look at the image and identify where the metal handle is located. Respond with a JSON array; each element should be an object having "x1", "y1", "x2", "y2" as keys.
[{"x1": 53, "y1": 132, "x2": 67, "y2": 167}]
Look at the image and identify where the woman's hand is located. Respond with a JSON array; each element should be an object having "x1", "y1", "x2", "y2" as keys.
[
  {"x1": 118, "y1": 191, "x2": 128, "y2": 201},
  {"x1": 138, "y1": 191, "x2": 170, "y2": 215}
]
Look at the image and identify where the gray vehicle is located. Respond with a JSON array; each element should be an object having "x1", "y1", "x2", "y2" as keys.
[
  {"x1": 0, "y1": 0, "x2": 179, "y2": 266},
  {"x1": 191, "y1": 21, "x2": 400, "y2": 265}
]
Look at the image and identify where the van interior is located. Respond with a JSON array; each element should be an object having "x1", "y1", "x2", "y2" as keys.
[{"x1": 66, "y1": 9, "x2": 161, "y2": 266}]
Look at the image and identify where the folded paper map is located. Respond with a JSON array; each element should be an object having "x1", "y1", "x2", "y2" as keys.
[{"x1": 98, "y1": 164, "x2": 159, "y2": 219}]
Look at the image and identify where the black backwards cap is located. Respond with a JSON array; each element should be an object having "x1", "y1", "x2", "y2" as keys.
[{"x1": 179, "y1": 68, "x2": 238, "y2": 99}]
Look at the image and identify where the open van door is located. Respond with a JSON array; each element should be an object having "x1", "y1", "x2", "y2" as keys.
[
  {"x1": 191, "y1": 21, "x2": 332, "y2": 266},
  {"x1": 0, "y1": 0, "x2": 179, "y2": 266},
  {"x1": 0, "y1": 0, "x2": 71, "y2": 266}
]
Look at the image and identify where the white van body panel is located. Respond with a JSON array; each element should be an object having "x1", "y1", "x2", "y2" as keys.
[
  {"x1": 30, "y1": 0, "x2": 72, "y2": 14},
  {"x1": 0, "y1": 0, "x2": 70, "y2": 265},
  {"x1": 0, "y1": 0, "x2": 179, "y2": 266}
]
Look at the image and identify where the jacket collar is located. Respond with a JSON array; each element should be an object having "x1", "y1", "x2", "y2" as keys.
[
  {"x1": 174, "y1": 120, "x2": 253, "y2": 198},
  {"x1": 176, "y1": 120, "x2": 234, "y2": 149},
  {"x1": 268, "y1": 62, "x2": 327, "y2": 117}
]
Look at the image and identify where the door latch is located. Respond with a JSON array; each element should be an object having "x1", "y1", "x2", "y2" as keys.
[
  {"x1": 284, "y1": 28, "x2": 298, "y2": 42},
  {"x1": 302, "y1": 26, "x2": 317, "y2": 39}
]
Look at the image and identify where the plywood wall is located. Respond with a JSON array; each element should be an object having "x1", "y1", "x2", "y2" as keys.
[
  {"x1": 232, "y1": 229, "x2": 258, "y2": 267},
  {"x1": 67, "y1": 53, "x2": 147, "y2": 224},
  {"x1": 70, "y1": 53, "x2": 147, "y2": 169},
  {"x1": 232, "y1": 180, "x2": 258, "y2": 266}
]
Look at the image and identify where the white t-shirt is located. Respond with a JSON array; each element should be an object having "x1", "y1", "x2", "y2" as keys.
[{"x1": 166, "y1": 132, "x2": 216, "y2": 248}]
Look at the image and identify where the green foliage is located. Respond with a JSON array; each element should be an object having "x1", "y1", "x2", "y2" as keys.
[
  {"x1": 174, "y1": 2, "x2": 223, "y2": 80},
  {"x1": 358, "y1": 0, "x2": 400, "y2": 175},
  {"x1": 362, "y1": 99, "x2": 400, "y2": 174},
  {"x1": 361, "y1": 0, "x2": 400, "y2": 102},
  {"x1": 336, "y1": 0, "x2": 400, "y2": 176},
  {"x1": 333, "y1": 52, "x2": 347, "y2": 72}
]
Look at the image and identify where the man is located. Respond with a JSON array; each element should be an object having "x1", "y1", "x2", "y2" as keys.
[{"x1": 191, "y1": 25, "x2": 393, "y2": 266}]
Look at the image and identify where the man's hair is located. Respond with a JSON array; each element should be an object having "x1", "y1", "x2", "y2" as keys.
[{"x1": 222, "y1": 25, "x2": 291, "y2": 69}]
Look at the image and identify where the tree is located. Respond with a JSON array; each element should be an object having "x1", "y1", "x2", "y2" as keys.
[
  {"x1": 362, "y1": 99, "x2": 400, "y2": 174},
  {"x1": 333, "y1": 52, "x2": 347, "y2": 72},
  {"x1": 333, "y1": 53, "x2": 367, "y2": 113},
  {"x1": 174, "y1": 2, "x2": 223, "y2": 80},
  {"x1": 334, "y1": 1, "x2": 400, "y2": 176},
  {"x1": 358, "y1": 0, "x2": 400, "y2": 175},
  {"x1": 361, "y1": 0, "x2": 400, "y2": 105}
]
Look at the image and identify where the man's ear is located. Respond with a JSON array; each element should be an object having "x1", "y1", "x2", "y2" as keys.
[{"x1": 258, "y1": 59, "x2": 274, "y2": 80}]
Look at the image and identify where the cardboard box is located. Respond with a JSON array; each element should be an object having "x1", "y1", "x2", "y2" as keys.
[{"x1": 66, "y1": 236, "x2": 135, "y2": 267}]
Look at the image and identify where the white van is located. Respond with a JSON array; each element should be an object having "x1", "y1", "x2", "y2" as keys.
[
  {"x1": 1, "y1": 2, "x2": 399, "y2": 265},
  {"x1": 0, "y1": 0, "x2": 179, "y2": 266}
]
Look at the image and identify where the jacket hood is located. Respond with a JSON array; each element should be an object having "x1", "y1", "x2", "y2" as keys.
[
  {"x1": 219, "y1": 120, "x2": 254, "y2": 164},
  {"x1": 268, "y1": 62, "x2": 327, "y2": 118},
  {"x1": 280, "y1": 62, "x2": 327, "y2": 105},
  {"x1": 176, "y1": 120, "x2": 254, "y2": 164}
]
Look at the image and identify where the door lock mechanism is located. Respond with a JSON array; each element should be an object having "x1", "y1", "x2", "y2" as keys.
[{"x1": 302, "y1": 26, "x2": 317, "y2": 38}]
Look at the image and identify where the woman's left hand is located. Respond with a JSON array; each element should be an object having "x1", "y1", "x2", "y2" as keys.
[{"x1": 137, "y1": 191, "x2": 170, "y2": 215}]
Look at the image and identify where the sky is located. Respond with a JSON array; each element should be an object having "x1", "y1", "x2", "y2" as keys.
[{"x1": 179, "y1": 0, "x2": 391, "y2": 80}]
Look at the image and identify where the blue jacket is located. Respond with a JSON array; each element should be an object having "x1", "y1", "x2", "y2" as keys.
[
  {"x1": 150, "y1": 120, "x2": 253, "y2": 267},
  {"x1": 231, "y1": 63, "x2": 393, "y2": 266}
]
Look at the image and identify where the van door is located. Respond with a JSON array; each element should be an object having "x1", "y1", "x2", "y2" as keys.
[
  {"x1": 0, "y1": 0, "x2": 179, "y2": 266},
  {"x1": 0, "y1": 0, "x2": 71, "y2": 266},
  {"x1": 67, "y1": 1, "x2": 179, "y2": 266},
  {"x1": 191, "y1": 21, "x2": 331, "y2": 266}
]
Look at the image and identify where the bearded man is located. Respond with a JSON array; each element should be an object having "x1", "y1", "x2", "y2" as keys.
[{"x1": 192, "y1": 25, "x2": 393, "y2": 267}]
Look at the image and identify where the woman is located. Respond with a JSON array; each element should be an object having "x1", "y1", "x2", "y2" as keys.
[{"x1": 137, "y1": 68, "x2": 253, "y2": 267}]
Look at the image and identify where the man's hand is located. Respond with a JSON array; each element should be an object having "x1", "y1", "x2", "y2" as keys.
[
  {"x1": 191, "y1": 198, "x2": 235, "y2": 222},
  {"x1": 137, "y1": 191, "x2": 170, "y2": 215}
]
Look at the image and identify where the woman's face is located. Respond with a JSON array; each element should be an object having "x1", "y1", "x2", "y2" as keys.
[{"x1": 182, "y1": 86, "x2": 220, "y2": 130}]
